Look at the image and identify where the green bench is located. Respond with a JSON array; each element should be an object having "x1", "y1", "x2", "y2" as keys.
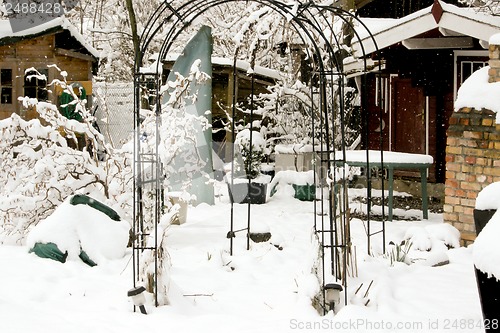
[{"x1": 334, "y1": 150, "x2": 434, "y2": 221}]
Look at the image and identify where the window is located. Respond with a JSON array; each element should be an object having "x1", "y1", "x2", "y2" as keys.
[
  {"x1": 1, "y1": 69, "x2": 12, "y2": 104},
  {"x1": 24, "y1": 69, "x2": 48, "y2": 100},
  {"x1": 454, "y1": 51, "x2": 489, "y2": 100},
  {"x1": 459, "y1": 60, "x2": 488, "y2": 86}
]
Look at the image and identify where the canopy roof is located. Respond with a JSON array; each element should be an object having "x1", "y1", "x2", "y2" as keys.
[{"x1": 351, "y1": 0, "x2": 500, "y2": 56}]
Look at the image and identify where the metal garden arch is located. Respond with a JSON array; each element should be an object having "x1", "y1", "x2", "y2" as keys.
[{"x1": 132, "y1": 0, "x2": 383, "y2": 312}]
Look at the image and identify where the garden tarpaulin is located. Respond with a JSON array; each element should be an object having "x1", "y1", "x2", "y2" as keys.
[{"x1": 29, "y1": 194, "x2": 121, "y2": 266}]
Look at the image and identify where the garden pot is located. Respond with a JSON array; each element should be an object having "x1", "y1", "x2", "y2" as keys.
[
  {"x1": 473, "y1": 208, "x2": 499, "y2": 332},
  {"x1": 249, "y1": 232, "x2": 272, "y2": 243},
  {"x1": 473, "y1": 208, "x2": 496, "y2": 234},
  {"x1": 474, "y1": 267, "x2": 500, "y2": 332},
  {"x1": 292, "y1": 183, "x2": 316, "y2": 201},
  {"x1": 228, "y1": 181, "x2": 268, "y2": 204}
]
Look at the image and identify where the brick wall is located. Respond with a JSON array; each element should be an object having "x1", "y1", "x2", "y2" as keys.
[{"x1": 444, "y1": 41, "x2": 500, "y2": 245}]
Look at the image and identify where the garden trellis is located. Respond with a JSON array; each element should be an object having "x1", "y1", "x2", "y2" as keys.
[{"x1": 132, "y1": 0, "x2": 384, "y2": 314}]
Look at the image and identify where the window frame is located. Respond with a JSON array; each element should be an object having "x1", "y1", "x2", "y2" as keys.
[
  {"x1": 0, "y1": 68, "x2": 13, "y2": 105},
  {"x1": 24, "y1": 68, "x2": 49, "y2": 101},
  {"x1": 453, "y1": 50, "x2": 489, "y2": 101}
]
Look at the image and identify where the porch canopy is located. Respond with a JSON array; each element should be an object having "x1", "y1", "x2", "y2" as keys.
[
  {"x1": 343, "y1": 0, "x2": 500, "y2": 184},
  {"x1": 345, "y1": 0, "x2": 500, "y2": 73}
]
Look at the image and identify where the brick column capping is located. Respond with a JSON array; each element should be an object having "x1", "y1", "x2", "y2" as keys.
[{"x1": 444, "y1": 38, "x2": 500, "y2": 245}]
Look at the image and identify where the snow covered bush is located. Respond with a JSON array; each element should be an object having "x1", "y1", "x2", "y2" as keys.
[
  {"x1": 458, "y1": 0, "x2": 500, "y2": 15},
  {"x1": 247, "y1": 78, "x2": 361, "y2": 157},
  {"x1": 234, "y1": 129, "x2": 266, "y2": 179},
  {"x1": 0, "y1": 68, "x2": 133, "y2": 244},
  {"x1": 138, "y1": 209, "x2": 175, "y2": 306},
  {"x1": 256, "y1": 81, "x2": 315, "y2": 150}
]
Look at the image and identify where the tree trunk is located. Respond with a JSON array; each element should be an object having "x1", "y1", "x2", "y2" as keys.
[{"x1": 125, "y1": 0, "x2": 140, "y2": 66}]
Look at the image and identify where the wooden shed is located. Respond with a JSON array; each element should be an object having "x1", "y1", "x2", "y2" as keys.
[
  {"x1": 162, "y1": 56, "x2": 280, "y2": 162},
  {"x1": 0, "y1": 17, "x2": 98, "y2": 120},
  {"x1": 348, "y1": 0, "x2": 500, "y2": 183}
]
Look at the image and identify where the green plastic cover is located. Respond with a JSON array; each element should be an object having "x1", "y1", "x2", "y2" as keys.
[
  {"x1": 69, "y1": 194, "x2": 121, "y2": 221},
  {"x1": 292, "y1": 184, "x2": 316, "y2": 201},
  {"x1": 59, "y1": 83, "x2": 86, "y2": 121},
  {"x1": 29, "y1": 242, "x2": 68, "y2": 263},
  {"x1": 30, "y1": 242, "x2": 97, "y2": 267},
  {"x1": 163, "y1": 25, "x2": 214, "y2": 205}
]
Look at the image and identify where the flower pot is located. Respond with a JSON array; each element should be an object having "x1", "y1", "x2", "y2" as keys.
[
  {"x1": 473, "y1": 208, "x2": 496, "y2": 234},
  {"x1": 292, "y1": 183, "x2": 316, "y2": 201},
  {"x1": 474, "y1": 267, "x2": 500, "y2": 332},
  {"x1": 228, "y1": 181, "x2": 268, "y2": 204},
  {"x1": 249, "y1": 232, "x2": 272, "y2": 243}
]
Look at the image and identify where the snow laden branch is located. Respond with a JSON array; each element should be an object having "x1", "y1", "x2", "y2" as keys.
[
  {"x1": 203, "y1": 2, "x2": 292, "y2": 69},
  {"x1": 141, "y1": 59, "x2": 212, "y2": 194},
  {"x1": 458, "y1": 0, "x2": 500, "y2": 15},
  {"x1": 0, "y1": 68, "x2": 133, "y2": 244},
  {"x1": 238, "y1": 77, "x2": 360, "y2": 154}
]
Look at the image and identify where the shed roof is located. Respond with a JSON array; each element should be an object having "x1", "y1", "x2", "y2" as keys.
[
  {"x1": 0, "y1": 17, "x2": 99, "y2": 59},
  {"x1": 143, "y1": 53, "x2": 283, "y2": 81}
]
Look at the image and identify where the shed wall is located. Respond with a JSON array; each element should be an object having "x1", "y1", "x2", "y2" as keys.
[{"x1": 0, "y1": 33, "x2": 93, "y2": 120}]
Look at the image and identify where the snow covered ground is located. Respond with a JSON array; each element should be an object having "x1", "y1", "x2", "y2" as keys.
[{"x1": 0, "y1": 181, "x2": 486, "y2": 333}]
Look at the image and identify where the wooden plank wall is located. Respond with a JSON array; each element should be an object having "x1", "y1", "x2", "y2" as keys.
[{"x1": 0, "y1": 33, "x2": 92, "y2": 120}]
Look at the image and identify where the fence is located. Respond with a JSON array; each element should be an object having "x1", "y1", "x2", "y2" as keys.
[{"x1": 93, "y1": 82, "x2": 135, "y2": 149}]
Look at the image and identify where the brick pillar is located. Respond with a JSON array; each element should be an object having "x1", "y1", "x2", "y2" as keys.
[
  {"x1": 444, "y1": 109, "x2": 500, "y2": 245},
  {"x1": 489, "y1": 42, "x2": 500, "y2": 83},
  {"x1": 444, "y1": 37, "x2": 500, "y2": 245}
]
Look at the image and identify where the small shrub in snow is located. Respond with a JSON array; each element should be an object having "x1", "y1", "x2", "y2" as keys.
[
  {"x1": 424, "y1": 223, "x2": 460, "y2": 249},
  {"x1": 249, "y1": 79, "x2": 361, "y2": 153},
  {"x1": 403, "y1": 226, "x2": 432, "y2": 251},
  {"x1": 234, "y1": 129, "x2": 266, "y2": 179},
  {"x1": 384, "y1": 240, "x2": 413, "y2": 266}
]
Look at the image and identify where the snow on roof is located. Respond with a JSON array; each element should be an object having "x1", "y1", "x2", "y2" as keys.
[
  {"x1": 352, "y1": 0, "x2": 500, "y2": 56},
  {"x1": 0, "y1": 17, "x2": 99, "y2": 58},
  {"x1": 454, "y1": 66, "x2": 500, "y2": 123},
  {"x1": 153, "y1": 53, "x2": 282, "y2": 80},
  {"x1": 211, "y1": 56, "x2": 282, "y2": 80}
]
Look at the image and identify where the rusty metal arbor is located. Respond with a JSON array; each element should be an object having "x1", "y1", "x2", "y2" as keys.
[{"x1": 132, "y1": 0, "x2": 382, "y2": 312}]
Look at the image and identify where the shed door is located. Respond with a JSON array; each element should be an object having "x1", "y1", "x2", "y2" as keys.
[{"x1": 391, "y1": 78, "x2": 426, "y2": 154}]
